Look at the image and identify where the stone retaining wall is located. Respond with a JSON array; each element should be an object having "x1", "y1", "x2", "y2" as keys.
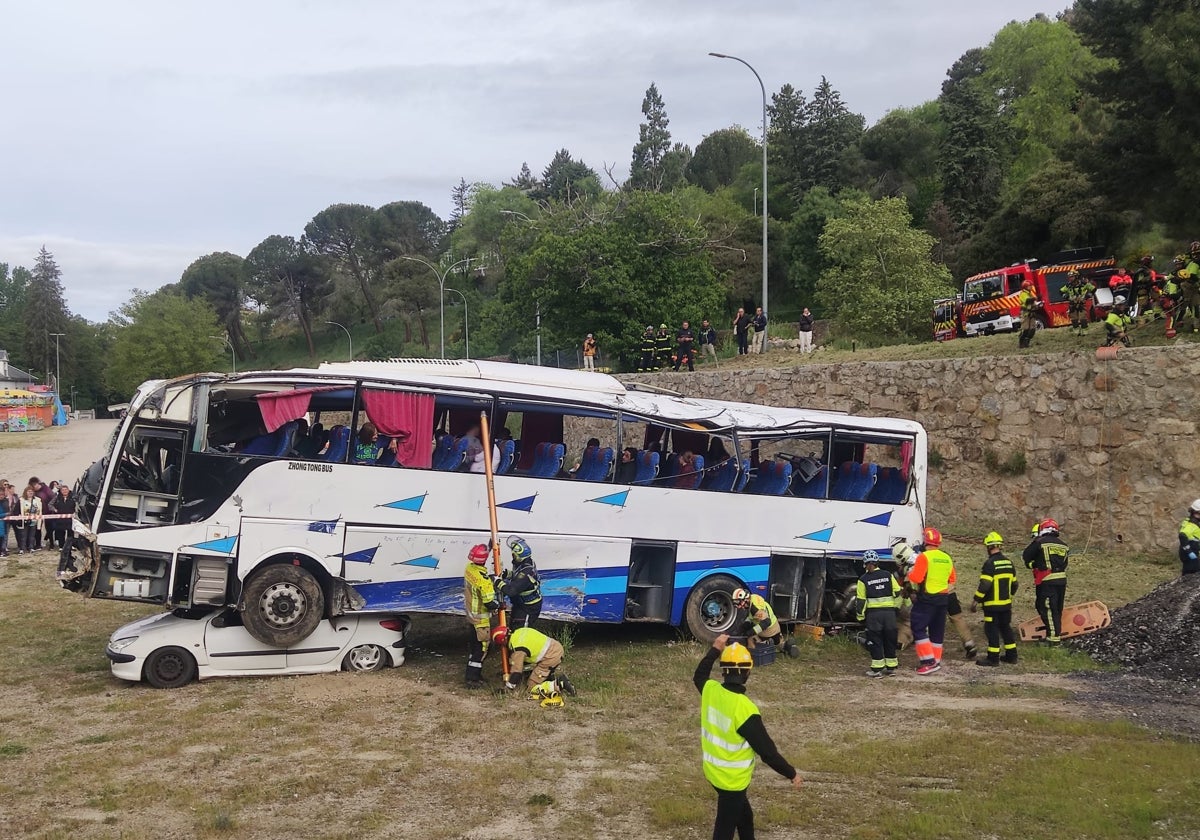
[{"x1": 621, "y1": 344, "x2": 1200, "y2": 553}]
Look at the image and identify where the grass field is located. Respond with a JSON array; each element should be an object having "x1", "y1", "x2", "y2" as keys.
[{"x1": 1, "y1": 537, "x2": 1196, "y2": 840}]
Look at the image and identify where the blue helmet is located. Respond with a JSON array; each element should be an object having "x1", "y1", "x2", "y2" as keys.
[{"x1": 507, "y1": 535, "x2": 533, "y2": 563}]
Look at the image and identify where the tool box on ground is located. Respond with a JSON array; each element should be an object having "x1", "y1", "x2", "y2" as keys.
[{"x1": 751, "y1": 643, "x2": 776, "y2": 667}]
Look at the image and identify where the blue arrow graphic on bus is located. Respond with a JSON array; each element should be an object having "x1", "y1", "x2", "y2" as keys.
[
  {"x1": 187, "y1": 536, "x2": 238, "y2": 554},
  {"x1": 307, "y1": 518, "x2": 340, "y2": 534},
  {"x1": 341, "y1": 546, "x2": 380, "y2": 564},
  {"x1": 857, "y1": 511, "x2": 892, "y2": 527},
  {"x1": 587, "y1": 490, "x2": 629, "y2": 509},
  {"x1": 377, "y1": 494, "x2": 427, "y2": 513},
  {"x1": 497, "y1": 494, "x2": 536, "y2": 512},
  {"x1": 796, "y1": 527, "x2": 834, "y2": 544},
  {"x1": 394, "y1": 554, "x2": 439, "y2": 569}
]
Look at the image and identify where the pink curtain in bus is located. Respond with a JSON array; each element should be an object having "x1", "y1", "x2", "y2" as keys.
[
  {"x1": 362, "y1": 389, "x2": 435, "y2": 469},
  {"x1": 256, "y1": 390, "x2": 316, "y2": 433},
  {"x1": 900, "y1": 440, "x2": 913, "y2": 479}
]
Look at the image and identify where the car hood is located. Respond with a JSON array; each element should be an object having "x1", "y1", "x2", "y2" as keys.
[{"x1": 108, "y1": 610, "x2": 204, "y2": 642}]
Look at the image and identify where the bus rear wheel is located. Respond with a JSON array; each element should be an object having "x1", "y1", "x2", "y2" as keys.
[
  {"x1": 242, "y1": 564, "x2": 325, "y2": 647},
  {"x1": 685, "y1": 574, "x2": 743, "y2": 642}
]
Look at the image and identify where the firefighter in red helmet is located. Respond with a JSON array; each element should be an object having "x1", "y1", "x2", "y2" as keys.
[
  {"x1": 463, "y1": 544, "x2": 500, "y2": 688},
  {"x1": 1022, "y1": 519, "x2": 1070, "y2": 645}
]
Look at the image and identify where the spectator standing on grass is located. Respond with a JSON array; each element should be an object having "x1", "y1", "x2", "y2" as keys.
[
  {"x1": 750, "y1": 307, "x2": 768, "y2": 354},
  {"x1": 797, "y1": 308, "x2": 815, "y2": 354},
  {"x1": 0, "y1": 480, "x2": 10, "y2": 557},
  {"x1": 1178, "y1": 499, "x2": 1200, "y2": 576},
  {"x1": 673, "y1": 321, "x2": 695, "y2": 372},
  {"x1": 18, "y1": 485, "x2": 42, "y2": 554},
  {"x1": 582, "y1": 333, "x2": 597, "y2": 371},
  {"x1": 47, "y1": 482, "x2": 74, "y2": 552},
  {"x1": 695, "y1": 633, "x2": 802, "y2": 840},
  {"x1": 733, "y1": 308, "x2": 752, "y2": 355},
  {"x1": 31, "y1": 477, "x2": 52, "y2": 550},
  {"x1": 699, "y1": 319, "x2": 718, "y2": 363}
]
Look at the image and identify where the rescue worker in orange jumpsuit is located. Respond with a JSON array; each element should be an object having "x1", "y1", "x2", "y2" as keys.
[{"x1": 906, "y1": 527, "x2": 956, "y2": 674}]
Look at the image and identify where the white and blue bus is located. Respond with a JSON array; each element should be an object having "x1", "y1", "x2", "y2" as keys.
[{"x1": 65, "y1": 359, "x2": 927, "y2": 644}]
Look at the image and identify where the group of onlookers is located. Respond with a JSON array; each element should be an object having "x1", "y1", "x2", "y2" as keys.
[{"x1": 0, "y1": 476, "x2": 75, "y2": 558}]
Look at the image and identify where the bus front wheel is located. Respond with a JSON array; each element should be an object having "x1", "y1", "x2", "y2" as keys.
[
  {"x1": 242, "y1": 564, "x2": 325, "y2": 647},
  {"x1": 684, "y1": 575, "x2": 743, "y2": 642}
]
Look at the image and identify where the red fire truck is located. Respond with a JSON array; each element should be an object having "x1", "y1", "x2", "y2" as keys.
[{"x1": 938, "y1": 248, "x2": 1117, "y2": 339}]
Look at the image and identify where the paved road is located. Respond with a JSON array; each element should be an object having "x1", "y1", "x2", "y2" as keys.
[{"x1": 0, "y1": 420, "x2": 118, "y2": 487}]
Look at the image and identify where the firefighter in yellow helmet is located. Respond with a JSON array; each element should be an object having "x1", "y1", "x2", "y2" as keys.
[
  {"x1": 695, "y1": 633, "x2": 802, "y2": 839},
  {"x1": 971, "y1": 531, "x2": 1019, "y2": 666},
  {"x1": 732, "y1": 587, "x2": 798, "y2": 658},
  {"x1": 463, "y1": 544, "x2": 500, "y2": 689}
]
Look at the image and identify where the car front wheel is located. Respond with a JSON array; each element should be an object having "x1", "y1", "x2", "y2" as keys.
[
  {"x1": 143, "y1": 646, "x2": 198, "y2": 689},
  {"x1": 342, "y1": 644, "x2": 389, "y2": 672}
]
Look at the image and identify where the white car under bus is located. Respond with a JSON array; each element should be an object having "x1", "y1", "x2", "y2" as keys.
[
  {"x1": 106, "y1": 608, "x2": 409, "y2": 688},
  {"x1": 64, "y1": 359, "x2": 928, "y2": 644}
]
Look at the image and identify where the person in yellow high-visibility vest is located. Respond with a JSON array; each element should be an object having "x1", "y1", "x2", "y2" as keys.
[
  {"x1": 493, "y1": 625, "x2": 576, "y2": 699},
  {"x1": 906, "y1": 527, "x2": 956, "y2": 675},
  {"x1": 732, "y1": 587, "x2": 798, "y2": 657},
  {"x1": 463, "y1": 544, "x2": 500, "y2": 689},
  {"x1": 694, "y1": 633, "x2": 802, "y2": 840}
]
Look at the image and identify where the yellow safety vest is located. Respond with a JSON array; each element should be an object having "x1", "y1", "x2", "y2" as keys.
[
  {"x1": 1182, "y1": 520, "x2": 1200, "y2": 543},
  {"x1": 463, "y1": 563, "x2": 496, "y2": 628},
  {"x1": 912, "y1": 548, "x2": 955, "y2": 595},
  {"x1": 510, "y1": 627, "x2": 552, "y2": 663},
  {"x1": 749, "y1": 594, "x2": 777, "y2": 628},
  {"x1": 700, "y1": 680, "x2": 759, "y2": 791}
]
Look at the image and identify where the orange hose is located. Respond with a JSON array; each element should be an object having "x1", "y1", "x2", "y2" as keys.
[
  {"x1": 1094, "y1": 346, "x2": 1119, "y2": 361},
  {"x1": 480, "y1": 412, "x2": 510, "y2": 680}
]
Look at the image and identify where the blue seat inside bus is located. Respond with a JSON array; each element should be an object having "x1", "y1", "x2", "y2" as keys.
[
  {"x1": 670, "y1": 454, "x2": 705, "y2": 490},
  {"x1": 242, "y1": 420, "x2": 299, "y2": 458},
  {"x1": 702, "y1": 457, "x2": 739, "y2": 492},
  {"x1": 437, "y1": 437, "x2": 471, "y2": 472},
  {"x1": 495, "y1": 439, "x2": 516, "y2": 475},
  {"x1": 530, "y1": 442, "x2": 565, "y2": 478},
  {"x1": 576, "y1": 446, "x2": 613, "y2": 482},
  {"x1": 748, "y1": 460, "x2": 791, "y2": 495},
  {"x1": 734, "y1": 459, "x2": 751, "y2": 492},
  {"x1": 867, "y1": 466, "x2": 906, "y2": 504},
  {"x1": 633, "y1": 450, "x2": 659, "y2": 485},
  {"x1": 831, "y1": 461, "x2": 878, "y2": 501},
  {"x1": 322, "y1": 426, "x2": 350, "y2": 463},
  {"x1": 432, "y1": 434, "x2": 455, "y2": 469},
  {"x1": 375, "y1": 436, "x2": 397, "y2": 467},
  {"x1": 793, "y1": 465, "x2": 828, "y2": 499}
]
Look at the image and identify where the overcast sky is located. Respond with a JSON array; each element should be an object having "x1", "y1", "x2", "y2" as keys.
[{"x1": 0, "y1": 0, "x2": 1062, "y2": 322}]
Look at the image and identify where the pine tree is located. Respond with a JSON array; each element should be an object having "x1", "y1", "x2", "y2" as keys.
[
  {"x1": 506, "y1": 162, "x2": 540, "y2": 194},
  {"x1": 629, "y1": 83, "x2": 674, "y2": 191},
  {"x1": 801, "y1": 77, "x2": 865, "y2": 193},
  {"x1": 24, "y1": 246, "x2": 69, "y2": 388},
  {"x1": 449, "y1": 178, "x2": 470, "y2": 230}
]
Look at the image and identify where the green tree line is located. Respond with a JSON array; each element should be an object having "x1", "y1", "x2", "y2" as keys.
[{"x1": 7, "y1": 4, "x2": 1196, "y2": 395}]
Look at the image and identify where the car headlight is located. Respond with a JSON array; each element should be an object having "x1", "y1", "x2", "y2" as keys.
[{"x1": 108, "y1": 636, "x2": 139, "y2": 652}]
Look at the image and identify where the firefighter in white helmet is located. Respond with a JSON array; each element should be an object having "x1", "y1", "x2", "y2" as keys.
[{"x1": 1180, "y1": 499, "x2": 1200, "y2": 576}]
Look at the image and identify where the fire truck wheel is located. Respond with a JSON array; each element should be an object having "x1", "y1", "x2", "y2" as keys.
[{"x1": 242, "y1": 564, "x2": 325, "y2": 647}]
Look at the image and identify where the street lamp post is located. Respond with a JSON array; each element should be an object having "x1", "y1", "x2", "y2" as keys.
[
  {"x1": 443, "y1": 288, "x2": 469, "y2": 360},
  {"x1": 211, "y1": 336, "x2": 236, "y2": 373},
  {"x1": 49, "y1": 332, "x2": 65, "y2": 393},
  {"x1": 709, "y1": 52, "x2": 769, "y2": 326},
  {"x1": 535, "y1": 302, "x2": 542, "y2": 366},
  {"x1": 397, "y1": 255, "x2": 475, "y2": 359},
  {"x1": 325, "y1": 321, "x2": 353, "y2": 361}
]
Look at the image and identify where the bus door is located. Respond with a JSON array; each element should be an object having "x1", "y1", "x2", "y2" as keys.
[
  {"x1": 768, "y1": 552, "x2": 826, "y2": 623},
  {"x1": 623, "y1": 540, "x2": 677, "y2": 622}
]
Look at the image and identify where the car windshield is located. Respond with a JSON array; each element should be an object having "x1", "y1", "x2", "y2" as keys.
[{"x1": 964, "y1": 276, "x2": 1003, "y2": 302}]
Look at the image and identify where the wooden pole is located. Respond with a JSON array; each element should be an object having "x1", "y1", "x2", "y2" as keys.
[{"x1": 480, "y1": 411, "x2": 510, "y2": 681}]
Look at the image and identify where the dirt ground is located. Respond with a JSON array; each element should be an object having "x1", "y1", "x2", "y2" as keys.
[
  {"x1": 1, "y1": 421, "x2": 1199, "y2": 839},
  {"x1": 0, "y1": 419, "x2": 118, "y2": 490}
]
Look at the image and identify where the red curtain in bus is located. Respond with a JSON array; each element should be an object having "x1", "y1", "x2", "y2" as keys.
[
  {"x1": 256, "y1": 390, "x2": 317, "y2": 433},
  {"x1": 362, "y1": 389, "x2": 435, "y2": 469}
]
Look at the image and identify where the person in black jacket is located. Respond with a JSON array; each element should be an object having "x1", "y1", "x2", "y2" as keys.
[
  {"x1": 797, "y1": 308, "x2": 815, "y2": 354},
  {"x1": 673, "y1": 321, "x2": 695, "y2": 372},
  {"x1": 496, "y1": 536, "x2": 542, "y2": 628},
  {"x1": 699, "y1": 319, "x2": 718, "y2": 363},
  {"x1": 733, "y1": 308, "x2": 752, "y2": 355},
  {"x1": 47, "y1": 483, "x2": 75, "y2": 550},
  {"x1": 614, "y1": 447, "x2": 638, "y2": 484}
]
